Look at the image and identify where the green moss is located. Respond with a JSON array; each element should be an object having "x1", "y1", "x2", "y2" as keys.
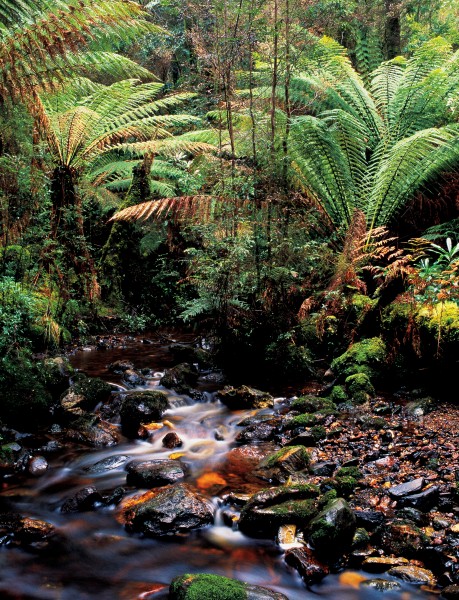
[
  {"x1": 331, "y1": 337, "x2": 387, "y2": 380},
  {"x1": 170, "y1": 574, "x2": 247, "y2": 600},
  {"x1": 270, "y1": 498, "x2": 318, "y2": 520},
  {"x1": 320, "y1": 475, "x2": 359, "y2": 498},
  {"x1": 310, "y1": 425, "x2": 326, "y2": 441},
  {"x1": 360, "y1": 416, "x2": 387, "y2": 430},
  {"x1": 345, "y1": 373, "x2": 375, "y2": 397},
  {"x1": 335, "y1": 466, "x2": 362, "y2": 479},
  {"x1": 319, "y1": 489, "x2": 338, "y2": 507},
  {"x1": 72, "y1": 376, "x2": 113, "y2": 407},
  {"x1": 287, "y1": 413, "x2": 320, "y2": 429},
  {"x1": 328, "y1": 385, "x2": 348, "y2": 403},
  {"x1": 261, "y1": 446, "x2": 310, "y2": 469},
  {"x1": 292, "y1": 396, "x2": 336, "y2": 413}
]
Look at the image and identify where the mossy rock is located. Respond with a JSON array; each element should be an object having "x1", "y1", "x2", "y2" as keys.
[
  {"x1": 41, "y1": 357, "x2": 74, "y2": 393},
  {"x1": 71, "y1": 376, "x2": 113, "y2": 408},
  {"x1": 307, "y1": 498, "x2": 356, "y2": 559},
  {"x1": 160, "y1": 363, "x2": 198, "y2": 394},
  {"x1": 217, "y1": 385, "x2": 273, "y2": 410},
  {"x1": 0, "y1": 356, "x2": 54, "y2": 430},
  {"x1": 378, "y1": 519, "x2": 428, "y2": 557},
  {"x1": 258, "y1": 446, "x2": 310, "y2": 471},
  {"x1": 328, "y1": 385, "x2": 348, "y2": 404},
  {"x1": 292, "y1": 396, "x2": 336, "y2": 413},
  {"x1": 331, "y1": 337, "x2": 387, "y2": 381},
  {"x1": 320, "y1": 476, "x2": 360, "y2": 498},
  {"x1": 120, "y1": 390, "x2": 169, "y2": 437},
  {"x1": 285, "y1": 413, "x2": 320, "y2": 429},
  {"x1": 345, "y1": 373, "x2": 375, "y2": 397},
  {"x1": 170, "y1": 573, "x2": 288, "y2": 600}
]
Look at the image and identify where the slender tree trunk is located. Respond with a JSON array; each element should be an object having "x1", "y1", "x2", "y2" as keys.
[{"x1": 384, "y1": 0, "x2": 401, "y2": 59}]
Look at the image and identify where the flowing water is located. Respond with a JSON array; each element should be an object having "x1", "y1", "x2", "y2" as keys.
[{"x1": 0, "y1": 336, "x2": 438, "y2": 599}]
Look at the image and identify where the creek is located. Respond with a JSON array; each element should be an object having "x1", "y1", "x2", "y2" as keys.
[{"x1": 0, "y1": 336, "x2": 438, "y2": 599}]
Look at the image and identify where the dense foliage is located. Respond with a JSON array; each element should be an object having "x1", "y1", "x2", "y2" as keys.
[{"x1": 1, "y1": 0, "x2": 459, "y2": 409}]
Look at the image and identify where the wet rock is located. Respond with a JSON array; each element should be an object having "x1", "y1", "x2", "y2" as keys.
[
  {"x1": 120, "y1": 391, "x2": 169, "y2": 438},
  {"x1": 217, "y1": 385, "x2": 273, "y2": 410},
  {"x1": 169, "y1": 344, "x2": 211, "y2": 367},
  {"x1": 85, "y1": 455, "x2": 130, "y2": 473},
  {"x1": 352, "y1": 527, "x2": 370, "y2": 549},
  {"x1": 360, "y1": 579, "x2": 402, "y2": 592},
  {"x1": 28, "y1": 455, "x2": 48, "y2": 477},
  {"x1": 122, "y1": 369, "x2": 146, "y2": 388},
  {"x1": 162, "y1": 432, "x2": 183, "y2": 449},
  {"x1": 388, "y1": 565, "x2": 436, "y2": 585},
  {"x1": 277, "y1": 524, "x2": 297, "y2": 545},
  {"x1": 160, "y1": 363, "x2": 198, "y2": 394},
  {"x1": 255, "y1": 446, "x2": 310, "y2": 484},
  {"x1": 362, "y1": 557, "x2": 410, "y2": 573},
  {"x1": 396, "y1": 507, "x2": 426, "y2": 526},
  {"x1": 404, "y1": 397, "x2": 435, "y2": 417},
  {"x1": 169, "y1": 573, "x2": 288, "y2": 600},
  {"x1": 103, "y1": 486, "x2": 125, "y2": 506},
  {"x1": 61, "y1": 486, "x2": 103, "y2": 513},
  {"x1": 236, "y1": 420, "x2": 279, "y2": 444},
  {"x1": 354, "y1": 510, "x2": 386, "y2": 530},
  {"x1": 126, "y1": 459, "x2": 187, "y2": 487},
  {"x1": 307, "y1": 498, "x2": 356, "y2": 559},
  {"x1": 71, "y1": 376, "x2": 113, "y2": 407},
  {"x1": 124, "y1": 483, "x2": 214, "y2": 536},
  {"x1": 238, "y1": 484, "x2": 320, "y2": 537},
  {"x1": 389, "y1": 478, "x2": 424, "y2": 498},
  {"x1": 65, "y1": 419, "x2": 119, "y2": 447},
  {"x1": 379, "y1": 519, "x2": 427, "y2": 557},
  {"x1": 442, "y1": 585, "x2": 459, "y2": 599},
  {"x1": 398, "y1": 486, "x2": 439, "y2": 512},
  {"x1": 42, "y1": 356, "x2": 74, "y2": 392},
  {"x1": 284, "y1": 430, "x2": 322, "y2": 447},
  {"x1": 310, "y1": 461, "x2": 337, "y2": 476},
  {"x1": 108, "y1": 360, "x2": 134, "y2": 373},
  {"x1": 0, "y1": 442, "x2": 22, "y2": 474},
  {"x1": 15, "y1": 517, "x2": 57, "y2": 549},
  {"x1": 60, "y1": 389, "x2": 89, "y2": 420},
  {"x1": 285, "y1": 547, "x2": 329, "y2": 585}
]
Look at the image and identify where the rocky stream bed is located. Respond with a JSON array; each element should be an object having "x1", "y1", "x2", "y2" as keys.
[{"x1": 0, "y1": 334, "x2": 458, "y2": 599}]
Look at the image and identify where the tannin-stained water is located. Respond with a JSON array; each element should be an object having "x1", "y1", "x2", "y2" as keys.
[{"x1": 0, "y1": 338, "x2": 438, "y2": 599}]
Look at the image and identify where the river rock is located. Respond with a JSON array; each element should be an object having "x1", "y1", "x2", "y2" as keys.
[
  {"x1": 362, "y1": 557, "x2": 409, "y2": 573},
  {"x1": 217, "y1": 386, "x2": 273, "y2": 410},
  {"x1": 236, "y1": 420, "x2": 280, "y2": 444},
  {"x1": 360, "y1": 579, "x2": 402, "y2": 592},
  {"x1": 310, "y1": 461, "x2": 337, "y2": 476},
  {"x1": 379, "y1": 519, "x2": 426, "y2": 557},
  {"x1": 28, "y1": 455, "x2": 48, "y2": 477},
  {"x1": 307, "y1": 498, "x2": 356, "y2": 558},
  {"x1": 354, "y1": 510, "x2": 386, "y2": 530},
  {"x1": 162, "y1": 432, "x2": 183, "y2": 448},
  {"x1": 124, "y1": 483, "x2": 214, "y2": 536},
  {"x1": 122, "y1": 369, "x2": 146, "y2": 387},
  {"x1": 71, "y1": 375, "x2": 113, "y2": 407},
  {"x1": 120, "y1": 391, "x2": 169, "y2": 437},
  {"x1": 170, "y1": 574, "x2": 288, "y2": 600},
  {"x1": 160, "y1": 363, "x2": 198, "y2": 394},
  {"x1": 238, "y1": 484, "x2": 320, "y2": 537},
  {"x1": 126, "y1": 459, "x2": 187, "y2": 487},
  {"x1": 389, "y1": 478, "x2": 424, "y2": 498},
  {"x1": 61, "y1": 486, "x2": 103, "y2": 513},
  {"x1": 85, "y1": 455, "x2": 130, "y2": 473},
  {"x1": 169, "y1": 344, "x2": 211, "y2": 367},
  {"x1": 65, "y1": 419, "x2": 119, "y2": 447},
  {"x1": 42, "y1": 356, "x2": 74, "y2": 392},
  {"x1": 398, "y1": 486, "x2": 439, "y2": 512},
  {"x1": 441, "y1": 585, "x2": 459, "y2": 599},
  {"x1": 108, "y1": 360, "x2": 134, "y2": 373},
  {"x1": 255, "y1": 446, "x2": 310, "y2": 484},
  {"x1": 285, "y1": 547, "x2": 329, "y2": 585},
  {"x1": 388, "y1": 565, "x2": 436, "y2": 585}
]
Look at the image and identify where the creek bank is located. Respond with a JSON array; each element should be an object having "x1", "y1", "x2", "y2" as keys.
[{"x1": 1, "y1": 335, "x2": 459, "y2": 599}]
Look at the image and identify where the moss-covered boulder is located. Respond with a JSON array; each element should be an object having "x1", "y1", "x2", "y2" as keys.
[
  {"x1": 120, "y1": 390, "x2": 169, "y2": 438},
  {"x1": 255, "y1": 446, "x2": 310, "y2": 483},
  {"x1": 328, "y1": 385, "x2": 348, "y2": 404},
  {"x1": 217, "y1": 385, "x2": 273, "y2": 410},
  {"x1": 307, "y1": 498, "x2": 356, "y2": 559},
  {"x1": 170, "y1": 573, "x2": 288, "y2": 600},
  {"x1": 331, "y1": 337, "x2": 387, "y2": 381},
  {"x1": 291, "y1": 396, "x2": 336, "y2": 413},
  {"x1": 0, "y1": 355, "x2": 54, "y2": 430},
  {"x1": 238, "y1": 484, "x2": 320, "y2": 537},
  {"x1": 41, "y1": 356, "x2": 74, "y2": 393},
  {"x1": 160, "y1": 363, "x2": 198, "y2": 394},
  {"x1": 345, "y1": 373, "x2": 375, "y2": 400},
  {"x1": 70, "y1": 376, "x2": 113, "y2": 408}
]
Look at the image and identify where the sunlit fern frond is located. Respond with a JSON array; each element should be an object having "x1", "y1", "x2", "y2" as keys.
[
  {"x1": 111, "y1": 196, "x2": 225, "y2": 223},
  {"x1": 0, "y1": 0, "x2": 161, "y2": 100}
]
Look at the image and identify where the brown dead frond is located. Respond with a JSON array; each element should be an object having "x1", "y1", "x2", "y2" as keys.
[{"x1": 110, "y1": 196, "x2": 227, "y2": 224}]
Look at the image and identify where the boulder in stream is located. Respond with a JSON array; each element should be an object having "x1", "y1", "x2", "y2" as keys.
[
  {"x1": 123, "y1": 483, "x2": 214, "y2": 536},
  {"x1": 170, "y1": 573, "x2": 288, "y2": 600},
  {"x1": 160, "y1": 363, "x2": 198, "y2": 394},
  {"x1": 120, "y1": 390, "x2": 169, "y2": 438},
  {"x1": 126, "y1": 459, "x2": 187, "y2": 487},
  {"x1": 307, "y1": 498, "x2": 356, "y2": 559},
  {"x1": 217, "y1": 385, "x2": 273, "y2": 410}
]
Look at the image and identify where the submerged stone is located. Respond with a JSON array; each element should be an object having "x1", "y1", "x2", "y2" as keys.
[{"x1": 360, "y1": 579, "x2": 402, "y2": 592}]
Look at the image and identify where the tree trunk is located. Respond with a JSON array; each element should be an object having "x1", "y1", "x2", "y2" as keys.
[{"x1": 384, "y1": 0, "x2": 401, "y2": 59}]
